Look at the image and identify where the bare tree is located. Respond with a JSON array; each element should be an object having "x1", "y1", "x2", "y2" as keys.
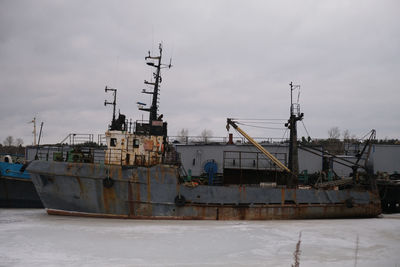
[
  {"x1": 177, "y1": 128, "x2": 189, "y2": 143},
  {"x1": 328, "y1": 126, "x2": 340, "y2": 140},
  {"x1": 343, "y1": 129, "x2": 351, "y2": 141},
  {"x1": 16, "y1": 138, "x2": 24, "y2": 146},
  {"x1": 200, "y1": 129, "x2": 213, "y2": 143},
  {"x1": 3, "y1": 136, "x2": 14, "y2": 146},
  {"x1": 343, "y1": 129, "x2": 358, "y2": 143}
]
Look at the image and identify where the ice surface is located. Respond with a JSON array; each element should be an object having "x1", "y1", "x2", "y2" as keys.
[{"x1": 0, "y1": 209, "x2": 399, "y2": 266}]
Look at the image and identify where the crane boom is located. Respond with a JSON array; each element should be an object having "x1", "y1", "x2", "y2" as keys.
[
  {"x1": 356, "y1": 129, "x2": 376, "y2": 168},
  {"x1": 226, "y1": 119, "x2": 292, "y2": 174}
]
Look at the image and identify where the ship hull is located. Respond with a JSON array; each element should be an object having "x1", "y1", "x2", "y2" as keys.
[
  {"x1": 0, "y1": 176, "x2": 43, "y2": 208},
  {"x1": 377, "y1": 180, "x2": 400, "y2": 213},
  {"x1": 27, "y1": 161, "x2": 381, "y2": 220},
  {"x1": 0, "y1": 162, "x2": 43, "y2": 208}
]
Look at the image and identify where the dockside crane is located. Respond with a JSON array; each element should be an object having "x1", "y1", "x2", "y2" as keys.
[{"x1": 226, "y1": 118, "x2": 292, "y2": 174}]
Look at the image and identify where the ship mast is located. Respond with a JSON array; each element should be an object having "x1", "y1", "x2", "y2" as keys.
[
  {"x1": 285, "y1": 82, "x2": 303, "y2": 187},
  {"x1": 29, "y1": 117, "x2": 37, "y2": 146},
  {"x1": 139, "y1": 43, "x2": 172, "y2": 122},
  {"x1": 104, "y1": 86, "x2": 118, "y2": 130}
]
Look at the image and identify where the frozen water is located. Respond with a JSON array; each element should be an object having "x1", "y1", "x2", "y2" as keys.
[{"x1": 0, "y1": 209, "x2": 399, "y2": 266}]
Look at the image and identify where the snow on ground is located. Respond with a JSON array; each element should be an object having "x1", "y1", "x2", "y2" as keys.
[{"x1": 0, "y1": 209, "x2": 399, "y2": 267}]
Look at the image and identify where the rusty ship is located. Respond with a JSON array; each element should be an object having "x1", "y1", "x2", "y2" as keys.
[{"x1": 27, "y1": 44, "x2": 381, "y2": 219}]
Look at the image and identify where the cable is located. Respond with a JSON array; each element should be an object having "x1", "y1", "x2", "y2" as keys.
[
  {"x1": 237, "y1": 121, "x2": 284, "y2": 125},
  {"x1": 297, "y1": 90, "x2": 300, "y2": 104},
  {"x1": 273, "y1": 128, "x2": 289, "y2": 155},
  {"x1": 236, "y1": 121, "x2": 285, "y2": 126},
  {"x1": 301, "y1": 120, "x2": 312, "y2": 140},
  {"x1": 236, "y1": 122, "x2": 286, "y2": 130},
  {"x1": 231, "y1": 118, "x2": 286, "y2": 121},
  {"x1": 359, "y1": 130, "x2": 374, "y2": 140}
]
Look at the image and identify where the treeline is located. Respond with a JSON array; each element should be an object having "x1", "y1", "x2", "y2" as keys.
[
  {"x1": 299, "y1": 127, "x2": 399, "y2": 155},
  {"x1": 300, "y1": 137, "x2": 400, "y2": 145},
  {"x1": 1, "y1": 136, "x2": 25, "y2": 155},
  {"x1": 0, "y1": 144, "x2": 25, "y2": 156},
  {"x1": 300, "y1": 136, "x2": 400, "y2": 155}
]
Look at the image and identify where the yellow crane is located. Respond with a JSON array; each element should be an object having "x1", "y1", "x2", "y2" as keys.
[{"x1": 226, "y1": 118, "x2": 292, "y2": 174}]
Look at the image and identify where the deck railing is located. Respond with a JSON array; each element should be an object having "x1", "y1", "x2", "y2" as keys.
[
  {"x1": 31, "y1": 145, "x2": 181, "y2": 167},
  {"x1": 223, "y1": 151, "x2": 287, "y2": 171}
]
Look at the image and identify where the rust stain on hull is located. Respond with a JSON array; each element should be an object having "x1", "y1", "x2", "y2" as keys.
[
  {"x1": 146, "y1": 169, "x2": 151, "y2": 202},
  {"x1": 47, "y1": 202, "x2": 381, "y2": 220},
  {"x1": 103, "y1": 187, "x2": 117, "y2": 213},
  {"x1": 76, "y1": 177, "x2": 86, "y2": 196},
  {"x1": 128, "y1": 182, "x2": 134, "y2": 216}
]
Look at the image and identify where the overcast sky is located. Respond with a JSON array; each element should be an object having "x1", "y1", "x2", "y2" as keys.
[{"x1": 0, "y1": 0, "x2": 399, "y2": 145}]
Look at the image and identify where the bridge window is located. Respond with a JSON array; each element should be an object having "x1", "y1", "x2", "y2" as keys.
[
  {"x1": 110, "y1": 138, "x2": 117, "y2": 147},
  {"x1": 133, "y1": 139, "x2": 140, "y2": 148}
]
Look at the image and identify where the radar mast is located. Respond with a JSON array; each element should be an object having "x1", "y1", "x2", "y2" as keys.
[
  {"x1": 139, "y1": 43, "x2": 172, "y2": 123},
  {"x1": 285, "y1": 82, "x2": 304, "y2": 187}
]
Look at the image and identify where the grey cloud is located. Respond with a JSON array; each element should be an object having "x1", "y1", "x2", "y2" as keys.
[{"x1": 0, "y1": 0, "x2": 399, "y2": 145}]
